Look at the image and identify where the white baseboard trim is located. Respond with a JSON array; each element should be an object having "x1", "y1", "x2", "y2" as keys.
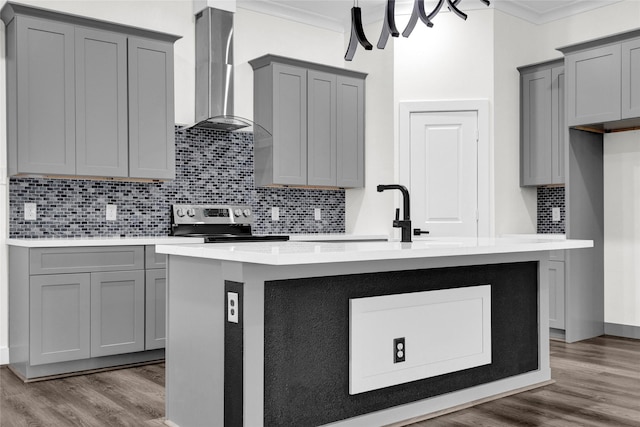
[
  {"x1": 0, "y1": 346, "x2": 9, "y2": 365},
  {"x1": 604, "y1": 322, "x2": 640, "y2": 339}
]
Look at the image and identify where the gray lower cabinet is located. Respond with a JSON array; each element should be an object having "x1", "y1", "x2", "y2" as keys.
[
  {"x1": 1, "y1": 2, "x2": 179, "y2": 180},
  {"x1": 145, "y1": 245, "x2": 167, "y2": 350},
  {"x1": 9, "y1": 245, "x2": 164, "y2": 380},
  {"x1": 519, "y1": 59, "x2": 565, "y2": 186},
  {"x1": 145, "y1": 269, "x2": 167, "y2": 350},
  {"x1": 91, "y1": 270, "x2": 145, "y2": 357},
  {"x1": 548, "y1": 260, "x2": 566, "y2": 330},
  {"x1": 250, "y1": 54, "x2": 367, "y2": 188},
  {"x1": 30, "y1": 273, "x2": 91, "y2": 365}
]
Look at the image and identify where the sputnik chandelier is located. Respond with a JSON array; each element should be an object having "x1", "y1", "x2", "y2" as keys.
[{"x1": 345, "y1": 0, "x2": 491, "y2": 61}]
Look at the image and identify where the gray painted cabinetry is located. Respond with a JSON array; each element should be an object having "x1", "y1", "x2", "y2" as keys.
[
  {"x1": 8, "y1": 245, "x2": 165, "y2": 380},
  {"x1": 250, "y1": 54, "x2": 367, "y2": 188},
  {"x1": 519, "y1": 59, "x2": 565, "y2": 187},
  {"x1": 548, "y1": 251, "x2": 566, "y2": 330},
  {"x1": 559, "y1": 29, "x2": 640, "y2": 127},
  {"x1": 1, "y1": 2, "x2": 179, "y2": 180}
]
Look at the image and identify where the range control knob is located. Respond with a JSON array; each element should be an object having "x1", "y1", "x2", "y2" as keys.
[
  {"x1": 243, "y1": 209, "x2": 252, "y2": 217},
  {"x1": 234, "y1": 209, "x2": 242, "y2": 217},
  {"x1": 186, "y1": 208, "x2": 196, "y2": 217},
  {"x1": 176, "y1": 208, "x2": 185, "y2": 217}
]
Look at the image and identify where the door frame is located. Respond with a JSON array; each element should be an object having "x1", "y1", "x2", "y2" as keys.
[{"x1": 399, "y1": 99, "x2": 492, "y2": 237}]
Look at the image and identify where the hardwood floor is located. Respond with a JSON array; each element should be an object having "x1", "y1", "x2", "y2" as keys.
[{"x1": 0, "y1": 336, "x2": 638, "y2": 426}]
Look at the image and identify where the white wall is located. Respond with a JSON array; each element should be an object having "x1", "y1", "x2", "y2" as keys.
[
  {"x1": 604, "y1": 130, "x2": 640, "y2": 328},
  {"x1": 344, "y1": 20, "x2": 395, "y2": 235},
  {"x1": 233, "y1": 7, "x2": 345, "y2": 121}
]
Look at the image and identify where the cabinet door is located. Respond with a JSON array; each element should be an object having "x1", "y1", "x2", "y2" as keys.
[
  {"x1": 521, "y1": 69, "x2": 552, "y2": 186},
  {"x1": 566, "y1": 44, "x2": 621, "y2": 126},
  {"x1": 145, "y1": 269, "x2": 166, "y2": 350},
  {"x1": 272, "y1": 63, "x2": 308, "y2": 185},
  {"x1": 75, "y1": 28, "x2": 128, "y2": 177},
  {"x1": 549, "y1": 261, "x2": 566, "y2": 330},
  {"x1": 308, "y1": 70, "x2": 337, "y2": 187},
  {"x1": 336, "y1": 75, "x2": 365, "y2": 188},
  {"x1": 128, "y1": 37, "x2": 176, "y2": 180},
  {"x1": 551, "y1": 66, "x2": 565, "y2": 185},
  {"x1": 622, "y1": 38, "x2": 640, "y2": 119},
  {"x1": 16, "y1": 16, "x2": 76, "y2": 175},
  {"x1": 30, "y1": 273, "x2": 90, "y2": 365},
  {"x1": 90, "y1": 270, "x2": 145, "y2": 357}
]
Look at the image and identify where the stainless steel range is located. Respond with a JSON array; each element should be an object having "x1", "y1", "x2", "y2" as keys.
[{"x1": 170, "y1": 204, "x2": 289, "y2": 243}]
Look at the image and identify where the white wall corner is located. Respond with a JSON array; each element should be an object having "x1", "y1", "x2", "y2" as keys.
[
  {"x1": 194, "y1": 0, "x2": 236, "y2": 15},
  {"x1": 0, "y1": 346, "x2": 8, "y2": 365}
]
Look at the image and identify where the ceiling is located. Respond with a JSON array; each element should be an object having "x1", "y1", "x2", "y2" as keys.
[{"x1": 236, "y1": 0, "x2": 624, "y2": 32}]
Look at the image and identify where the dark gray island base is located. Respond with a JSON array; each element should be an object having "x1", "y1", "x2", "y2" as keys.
[{"x1": 161, "y1": 246, "x2": 567, "y2": 427}]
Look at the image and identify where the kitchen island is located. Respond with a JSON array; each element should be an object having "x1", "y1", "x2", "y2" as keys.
[{"x1": 156, "y1": 237, "x2": 592, "y2": 427}]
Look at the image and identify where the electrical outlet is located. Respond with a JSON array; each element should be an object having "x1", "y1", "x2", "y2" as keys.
[
  {"x1": 271, "y1": 207, "x2": 280, "y2": 221},
  {"x1": 24, "y1": 203, "x2": 37, "y2": 220},
  {"x1": 227, "y1": 292, "x2": 239, "y2": 323},
  {"x1": 314, "y1": 208, "x2": 321, "y2": 221},
  {"x1": 552, "y1": 207, "x2": 561, "y2": 222},
  {"x1": 393, "y1": 337, "x2": 405, "y2": 363},
  {"x1": 106, "y1": 204, "x2": 117, "y2": 221}
]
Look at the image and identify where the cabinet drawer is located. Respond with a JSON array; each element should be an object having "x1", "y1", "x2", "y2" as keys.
[
  {"x1": 30, "y1": 246, "x2": 144, "y2": 275},
  {"x1": 145, "y1": 245, "x2": 166, "y2": 269}
]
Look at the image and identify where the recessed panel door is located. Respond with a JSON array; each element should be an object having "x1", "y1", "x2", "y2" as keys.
[
  {"x1": 409, "y1": 111, "x2": 478, "y2": 237},
  {"x1": 91, "y1": 270, "x2": 145, "y2": 357}
]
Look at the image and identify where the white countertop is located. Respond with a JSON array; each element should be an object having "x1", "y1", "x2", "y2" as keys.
[
  {"x1": 6, "y1": 236, "x2": 203, "y2": 247},
  {"x1": 156, "y1": 236, "x2": 593, "y2": 266},
  {"x1": 288, "y1": 233, "x2": 389, "y2": 242}
]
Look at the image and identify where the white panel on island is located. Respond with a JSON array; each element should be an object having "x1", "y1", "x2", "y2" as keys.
[{"x1": 350, "y1": 285, "x2": 492, "y2": 394}]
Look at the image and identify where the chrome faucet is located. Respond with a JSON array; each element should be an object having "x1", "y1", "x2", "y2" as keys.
[{"x1": 377, "y1": 184, "x2": 412, "y2": 243}]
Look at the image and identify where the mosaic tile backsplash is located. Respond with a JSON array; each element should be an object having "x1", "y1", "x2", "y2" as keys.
[
  {"x1": 9, "y1": 128, "x2": 345, "y2": 238},
  {"x1": 537, "y1": 186, "x2": 565, "y2": 234}
]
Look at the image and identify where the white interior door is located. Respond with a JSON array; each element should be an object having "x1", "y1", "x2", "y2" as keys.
[{"x1": 409, "y1": 111, "x2": 478, "y2": 237}]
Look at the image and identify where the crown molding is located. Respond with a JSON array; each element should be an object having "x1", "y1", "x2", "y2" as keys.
[{"x1": 493, "y1": 0, "x2": 623, "y2": 25}]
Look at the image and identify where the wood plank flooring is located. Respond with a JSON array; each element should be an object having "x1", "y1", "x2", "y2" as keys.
[{"x1": 0, "y1": 335, "x2": 638, "y2": 426}]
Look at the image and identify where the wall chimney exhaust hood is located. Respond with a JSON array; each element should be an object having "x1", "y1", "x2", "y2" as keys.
[{"x1": 181, "y1": 7, "x2": 264, "y2": 133}]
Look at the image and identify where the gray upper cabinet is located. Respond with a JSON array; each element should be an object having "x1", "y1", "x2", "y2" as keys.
[
  {"x1": 337, "y1": 76, "x2": 365, "y2": 188},
  {"x1": 1, "y1": 2, "x2": 180, "y2": 180},
  {"x1": 250, "y1": 54, "x2": 367, "y2": 188},
  {"x1": 558, "y1": 29, "x2": 640, "y2": 128},
  {"x1": 13, "y1": 16, "x2": 76, "y2": 176},
  {"x1": 519, "y1": 59, "x2": 565, "y2": 187},
  {"x1": 128, "y1": 37, "x2": 176, "y2": 180},
  {"x1": 75, "y1": 27, "x2": 128, "y2": 177},
  {"x1": 622, "y1": 38, "x2": 640, "y2": 119},
  {"x1": 308, "y1": 70, "x2": 337, "y2": 187},
  {"x1": 565, "y1": 44, "x2": 621, "y2": 126},
  {"x1": 271, "y1": 63, "x2": 308, "y2": 186}
]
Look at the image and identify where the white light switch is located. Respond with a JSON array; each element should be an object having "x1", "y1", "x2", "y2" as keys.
[
  {"x1": 552, "y1": 207, "x2": 561, "y2": 222},
  {"x1": 271, "y1": 207, "x2": 280, "y2": 221},
  {"x1": 106, "y1": 204, "x2": 117, "y2": 221},
  {"x1": 24, "y1": 203, "x2": 36, "y2": 220},
  {"x1": 314, "y1": 208, "x2": 321, "y2": 221}
]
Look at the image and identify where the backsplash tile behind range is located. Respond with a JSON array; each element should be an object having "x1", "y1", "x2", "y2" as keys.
[
  {"x1": 9, "y1": 128, "x2": 345, "y2": 238},
  {"x1": 537, "y1": 186, "x2": 565, "y2": 234}
]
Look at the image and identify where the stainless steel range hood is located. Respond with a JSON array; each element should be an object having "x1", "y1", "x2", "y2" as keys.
[{"x1": 181, "y1": 7, "x2": 255, "y2": 132}]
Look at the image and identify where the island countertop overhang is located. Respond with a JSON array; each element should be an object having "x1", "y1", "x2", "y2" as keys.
[{"x1": 155, "y1": 236, "x2": 593, "y2": 266}]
